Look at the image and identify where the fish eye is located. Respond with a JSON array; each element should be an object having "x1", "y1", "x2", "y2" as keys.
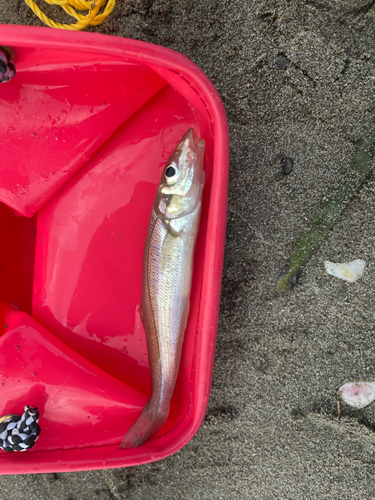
[
  {"x1": 166, "y1": 165, "x2": 176, "y2": 177},
  {"x1": 165, "y1": 163, "x2": 179, "y2": 184}
]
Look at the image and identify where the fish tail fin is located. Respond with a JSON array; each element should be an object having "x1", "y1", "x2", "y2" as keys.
[{"x1": 119, "y1": 398, "x2": 169, "y2": 449}]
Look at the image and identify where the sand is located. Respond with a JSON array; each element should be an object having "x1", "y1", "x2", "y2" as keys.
[{"x1": 0, "y1": 1, "x2": 375, "y2": 498}]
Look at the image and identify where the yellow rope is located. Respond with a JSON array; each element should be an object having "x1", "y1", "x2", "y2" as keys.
[{"x1": 23, "y1": 0, "x2": 115, "y2": 30}]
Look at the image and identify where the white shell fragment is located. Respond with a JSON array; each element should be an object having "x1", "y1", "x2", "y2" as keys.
[
  {"x1": 324, "y1": 259, "x2": 365, "y2": 283},
  {"x1": 338, "y1": 382, "x2": 375, "y2": 409}
]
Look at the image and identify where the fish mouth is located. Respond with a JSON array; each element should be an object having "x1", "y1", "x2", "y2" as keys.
[
  {"x1": 180, "y1": 128, "x2": 206, "y2": 185},
  {"x1": 184, "y1": 128, "x2": 197, "y2": 145},
  {"x1": 180, "y1": 128, "x2": 205, "y2": 160}
]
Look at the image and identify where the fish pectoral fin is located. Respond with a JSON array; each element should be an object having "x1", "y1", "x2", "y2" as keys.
[
  {"x1": 168, "y1": 212, "x2": 195, "y2": 236},
  {"x1": 168, "y1": 223, "x2": 184, "y2": 236}
]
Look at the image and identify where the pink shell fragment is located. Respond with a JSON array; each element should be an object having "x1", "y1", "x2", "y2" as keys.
[{"x1": 338, "y1": 381, "x2": 375, "y2": 409}]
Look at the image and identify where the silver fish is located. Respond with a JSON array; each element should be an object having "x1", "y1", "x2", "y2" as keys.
[{"x1": 120, "y1": 128, "x2": 205, "y2": 448}]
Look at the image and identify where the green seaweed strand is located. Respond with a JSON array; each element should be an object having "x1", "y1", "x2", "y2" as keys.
[{"x1": 277, "y1": 129, "x2": 375, "y2": 291}]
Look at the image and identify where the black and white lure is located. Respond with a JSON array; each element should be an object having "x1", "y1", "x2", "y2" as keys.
[
  {"x1": 0, "y1": 406, "x2": 41, "y2": 452},
  {"x1": 0, "y1": 46, "x2": 16, "y2": 83}
]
